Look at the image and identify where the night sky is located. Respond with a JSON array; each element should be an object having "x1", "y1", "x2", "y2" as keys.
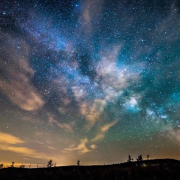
[{"x1": 1, "y1": 0, "x2": 180, "y2": 167}]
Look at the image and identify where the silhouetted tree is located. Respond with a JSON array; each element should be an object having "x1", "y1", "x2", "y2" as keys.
[
  {"x1": 147, "y1": 155, "x2": 150, "y2": 160},
  {"x1": 46, "y1": 159, "x2": 53, "y2": 168},
  {"x1": 77, "y1": 160, "x2": 80, "y2": 166},
  {"x1": 127, "y1": 155, "x2": 133, "y2": 162},
  {"x1": 0, "y1": 164, "x2": 3, "y2": 169},
  {"x1": 10, "y1": 162, "x2": 14, "y2": 168},
  {"x1": 136, "y1": 155, "x2": 143, "y2": 161}
]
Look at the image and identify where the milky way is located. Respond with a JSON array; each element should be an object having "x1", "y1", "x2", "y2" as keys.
[{"x1": 0, "y1": 0, "x2": 180, "y2": 166}]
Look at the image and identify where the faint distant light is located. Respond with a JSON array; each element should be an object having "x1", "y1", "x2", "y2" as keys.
[
  {"x1": 75, "y1": 4, "x2": 78, "y2": 7},
  {"x1": 3, "y1": 11, "x2": 6, "y2": 15}
]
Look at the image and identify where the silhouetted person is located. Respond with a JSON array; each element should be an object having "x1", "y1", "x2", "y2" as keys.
[
  {"x1": 147, "y1": 155, "x2": 150, "y2": 160},
  {"x1": 47, "y1": 159, "x2": 53, "y2": 167},
  {"x1": 127, "y1": 155, "x2": 133, "y2": 162},
  {"x1": 77, "y1": 160, "x2": 80, "y2": 166}
]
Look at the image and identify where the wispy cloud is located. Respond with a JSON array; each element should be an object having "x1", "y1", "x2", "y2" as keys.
[
  {"x1": 64, "y1": 138, "x2": 91, "y2": 154},
  {"x1": 0, "y1": 145, "x2": 48, "y2": 159},
  {"x1": 92, "y1": 120, "x2": 118, "y2": 142},
  {"x1": 91, "y1": 134, "x2": 105, "y2": 142},
  {"x1": 74, "y1": 139, "x2": 91, "y2": 153},
  {"x1": 48, "y1": 114, "x2": 73, "y2": 132},
  {"x1": 0, "y1": 131, "x2": 48, "y2": 160},
  {"x1": 79, "y1": 0, "x2": 103, "y2": 33},
  {"x1": 101, "y1": 120, "x2": 119, "y2": 132},
  {"x1": 90, "y1": 144, "x2": 97, "y2": 149},
  {"x1": 48, "y1": 146, "x2": 56, "y2": 150},
  {"x1": 80, "y1": 99, "x2": 106, "y2": 129},
  {"x1": 0, "y1": 132, "x2": 25, "y2": 144},
  {"x1": 0, "y1": 33, "x2": 44, "y2": 111}
]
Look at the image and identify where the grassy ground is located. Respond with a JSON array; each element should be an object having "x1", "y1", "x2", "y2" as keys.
[{"x1": 0, "y1": 159, "x2": 180, "y2": 180}]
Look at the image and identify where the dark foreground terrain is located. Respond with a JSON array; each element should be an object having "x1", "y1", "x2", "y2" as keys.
[{"x1": 0, "y1": 159, "x2": 180, "y2": 180}]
